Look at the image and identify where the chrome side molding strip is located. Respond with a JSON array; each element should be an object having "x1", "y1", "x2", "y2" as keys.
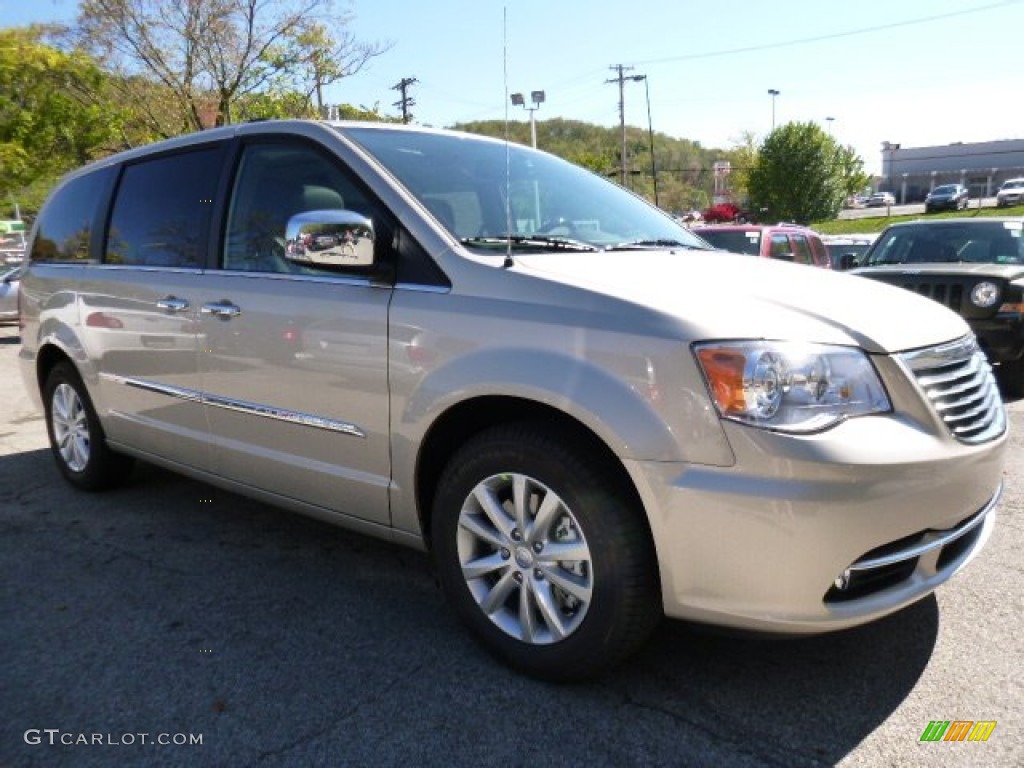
[{"x1": 100, "y1": 373, "x2": 366, "y2": 438}]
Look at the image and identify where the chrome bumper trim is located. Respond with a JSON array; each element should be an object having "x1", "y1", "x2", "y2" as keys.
[{"x1": 849, "y1": 483, "x2": 1001, "y2": 572}]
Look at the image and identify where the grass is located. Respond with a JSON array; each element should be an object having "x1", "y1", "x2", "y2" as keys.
[{"x1": 812, "y1": 203, "x2": 1024, "y2": 235}]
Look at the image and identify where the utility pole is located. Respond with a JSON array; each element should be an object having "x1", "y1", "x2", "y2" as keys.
[
  {"x1": 391, "y1": 77, "x2": 418, "y2": 124},
  {"x1": 606, "y1": 64, "x2": 634, "y2": 186}
]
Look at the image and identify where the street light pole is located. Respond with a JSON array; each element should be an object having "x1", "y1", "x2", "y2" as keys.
[
  {"x1": 767, "y1": 88, "x2": 780, "y2": 131},
  {"x1": 510, "y1": 90, "x2": 545, "y2": 148},
  {"x1": 630, "y1": 74, "x2": 659, "y2": 207}
]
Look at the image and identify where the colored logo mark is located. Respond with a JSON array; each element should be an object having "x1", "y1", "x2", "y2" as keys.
[{"x1": 920, "y1": 720, "x2": 996, "y2": 742}]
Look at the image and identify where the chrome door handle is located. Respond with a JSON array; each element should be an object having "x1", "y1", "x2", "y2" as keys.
[
  {"x1": 201, "y1": 301, "x2": 241, "y2": 319},
  {"x1": 156, "y1": 296, "x2": 190, "y2": 313}
]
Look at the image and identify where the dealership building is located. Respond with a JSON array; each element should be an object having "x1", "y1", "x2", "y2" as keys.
[{"x1": 879, "y1": 138, "x2": 1024, "y2": 203}]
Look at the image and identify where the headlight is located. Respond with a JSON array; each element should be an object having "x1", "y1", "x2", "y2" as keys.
[
  {"x1": 970, "y1": 281, "x2": 1000, "y2": 308},
  {"x1": 694, "y1": 341, "x2": 891, "y2": 433}
]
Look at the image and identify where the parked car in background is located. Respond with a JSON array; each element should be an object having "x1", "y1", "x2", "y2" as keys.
[
  {"x1": 821, "y1": 234, "x2": 879, "y2": 270},
  {"x1": 866, "y1": 192, "x2": 896, "y2": 207},
  {"x1": 996, "y1": 178, "x2": 1024, "y2": 208},
  {"x1": 0, "y1": 264, "x2": 21, "y2": 322},
  {"x1": 852, "y1": 217, "x2": 1024, "y2": 395},
  {"x1": 18, "y1": 120, "x2": 1008, "y2": 681},
  {"x1": 925, "y1": 184, "x2": 969, "y2": 213},
  {"x1": 0, "y1": 230, "x2": 26, "y2": 266},
  {"x1": 691, "y1": 223, "x2": 830, "y2": 268}
]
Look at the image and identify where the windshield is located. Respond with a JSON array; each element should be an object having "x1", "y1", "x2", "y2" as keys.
[
  {"x1": 1002, "y1": 181, "x2": 1024, "y2": 190},
  {"x1": 341, "y1": 126, "x2": 709, "y2": 253},
  {"x1": 862, "y1": 222, "x2": 1024, "y2": 266},
  {"x1": 931, "y1": 185, "x2": 957, "y2": 195}
]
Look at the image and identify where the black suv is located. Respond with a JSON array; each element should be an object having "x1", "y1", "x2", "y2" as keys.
[
  {"x1": 924, "y1": 184, "x2": 969, "y2": 213},
  {"x1": 852, "y1": 218, "x2": 1024, "y2": 395}
]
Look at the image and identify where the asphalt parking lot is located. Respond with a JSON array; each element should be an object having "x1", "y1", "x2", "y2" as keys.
[{"x1": 1, "y1": 321, "x2": 1021, "y2": 768}]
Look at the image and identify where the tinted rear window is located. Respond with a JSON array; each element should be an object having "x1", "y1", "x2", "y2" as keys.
[
  {"x1": 31, "y1": 166, "x2": 116, "y2": 263},
  {"x1": 697, "y1": 230, "x2": 761, "y2": 255}
]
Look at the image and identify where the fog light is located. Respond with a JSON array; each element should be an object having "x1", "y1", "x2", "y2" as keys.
[{"x1": 833, "y1": 569, "x2": 851, "y2": 590}]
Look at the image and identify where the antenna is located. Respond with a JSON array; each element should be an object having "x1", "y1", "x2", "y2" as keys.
[{"x1": 502, "y1": 5, "x2": 514, "y2": 269}]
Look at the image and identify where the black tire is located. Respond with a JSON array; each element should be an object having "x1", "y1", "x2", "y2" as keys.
[
  {"x1": 431, "y1": 422, "x2": 661, "y2": 682},
  {"x1": 43, "y1": 361, "x2": 133, "y2": 491}
]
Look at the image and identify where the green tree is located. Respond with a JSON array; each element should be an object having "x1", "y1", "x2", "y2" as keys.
[
  {"x1": 747, "y1": 121, "x2": 869, "y2": 223},
  {"x1": 723, "y1": 130, "x2": 759, "y2": 205},
  {"x1": 72, "y1": 0, "x2": 388, "y2": 135},
  {"x1": 0, "y1": 26, "x2": 124, "y2": 215}
]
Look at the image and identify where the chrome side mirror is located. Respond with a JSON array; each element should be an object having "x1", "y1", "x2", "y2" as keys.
[{"x1": 285, "y1": 210, "x2": 375, "y2": 269}]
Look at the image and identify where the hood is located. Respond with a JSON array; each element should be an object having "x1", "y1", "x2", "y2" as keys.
[
  {"x1": 853, "y1": 263, "x2": 1024, "y2": 280},
  {"x1": 511, "y1": 249, "x2": 970, "y2": 354}
]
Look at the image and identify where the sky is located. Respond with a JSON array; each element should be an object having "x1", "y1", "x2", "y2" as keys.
[{"x1": 4, "y1": 0, "x2": 1024, "y2": 175}]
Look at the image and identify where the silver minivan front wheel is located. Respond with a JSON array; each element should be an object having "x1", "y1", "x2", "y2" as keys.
[
  {"x1": 433, "y1": 422, "x2": 661, "y2": 682},
  {"x1": 456, "y1": 472, "x2": 593, "y2": 645}
]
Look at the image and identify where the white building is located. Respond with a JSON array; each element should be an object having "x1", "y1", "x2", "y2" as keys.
[{"x1": 879, "y1": 139, "x2": 1024, "y2": 203}]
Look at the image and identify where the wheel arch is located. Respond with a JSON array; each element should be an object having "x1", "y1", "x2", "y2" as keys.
[
  {"x1": 35, "y1": 342, "x2": 76, "y2": 393},
  {"x1": 414, "y1": 395, "x2": 649, "y2": 552}
]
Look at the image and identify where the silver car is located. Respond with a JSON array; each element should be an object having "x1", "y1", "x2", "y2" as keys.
[
  {"x1": 19, "y1": 121, "x2": 1007, "y2": 680},
  {"x1": 0, "y1": 264, "x2": 21, "y2": 322}
]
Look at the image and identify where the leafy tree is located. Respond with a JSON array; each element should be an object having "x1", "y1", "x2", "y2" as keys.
[
  {"x1": 723, "y1": 130, "x2": 759, "y2": 205},
  {"x1": 747, "y1": 121, "x2": 869, "y2": 223},
  {"x1": 0, "y1": 26, "x2": 124, "y2": 215},
  {"x1": 72, "y1": 0, "x2": 388, "y2": 135}
]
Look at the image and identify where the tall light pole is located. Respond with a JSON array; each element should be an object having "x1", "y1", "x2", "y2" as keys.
[
  {"x1": 825, "y1": 116, "x2": 835, "y2": 134},
  {"x1": 629, "y1": 74, "x2": 659, "y2": 207},
  {"x1": 511, "y1": 90, "x2": 545, "y2": 148},
  {"x1": 767, "y1": 88, "x2": 780, "y2": 131}
]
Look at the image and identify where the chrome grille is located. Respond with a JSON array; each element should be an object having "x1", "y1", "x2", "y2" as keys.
[{"x1": 899, "y1": 336, "x2": 1006, "y2": 444}]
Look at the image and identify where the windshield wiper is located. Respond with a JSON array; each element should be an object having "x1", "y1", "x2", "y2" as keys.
[
  {"x1": 460, "y1": 235, "x2": 599, "y2": 252},
  {"x1": 605, "y1": 238, "x2": 709, "y2": 251}
]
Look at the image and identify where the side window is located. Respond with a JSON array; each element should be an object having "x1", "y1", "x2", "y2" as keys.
[
  {"x1": 769, "y1": 234, "x2": 791, "y2": 260},
  {"x1": 105, "y1": 146, "x2": 224, "y2": 267},
  {"x1": 31, "y1": 166, "x2": 116, "y2": 263},
  {"x1": 224, "y1": 142, "x2": 380, "y2": 275},
  {"x1": 791, "y1": 235, "x2": 813, "y2": 265}
]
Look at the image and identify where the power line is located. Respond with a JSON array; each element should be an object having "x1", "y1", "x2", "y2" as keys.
[{"x1": 633, "y1": 1, "x2": 1022, "y2": 65}]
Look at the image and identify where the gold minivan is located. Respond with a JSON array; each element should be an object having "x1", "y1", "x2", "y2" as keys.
[{"x1": 19, "y1": 120, "x2": 1007, "y2": 680}]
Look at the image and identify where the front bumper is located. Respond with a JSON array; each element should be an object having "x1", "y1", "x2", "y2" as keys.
[
  {"x1": 624, "y1": 393, "x2": 1007, "y2": 634},
  {"x1": 971, "y1": 314, "x2": 1024, "y2": 363}
]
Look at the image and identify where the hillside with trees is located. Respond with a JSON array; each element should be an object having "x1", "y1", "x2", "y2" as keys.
[{"x1": 454, "y1": 118, "x2": 739, "y2": 216}]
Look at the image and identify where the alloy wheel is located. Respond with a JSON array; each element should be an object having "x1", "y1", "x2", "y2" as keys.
[
  {"x1": 455, "y1": 472, "x2": 593, "y2": 644},
  {"x1": 51, "y1": 382, "x2": 91, "y2": 472}
]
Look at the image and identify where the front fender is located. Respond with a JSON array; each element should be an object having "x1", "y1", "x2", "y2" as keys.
[{"x1": 398, "y1": 346, "x2": 733, "y2": 464}]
